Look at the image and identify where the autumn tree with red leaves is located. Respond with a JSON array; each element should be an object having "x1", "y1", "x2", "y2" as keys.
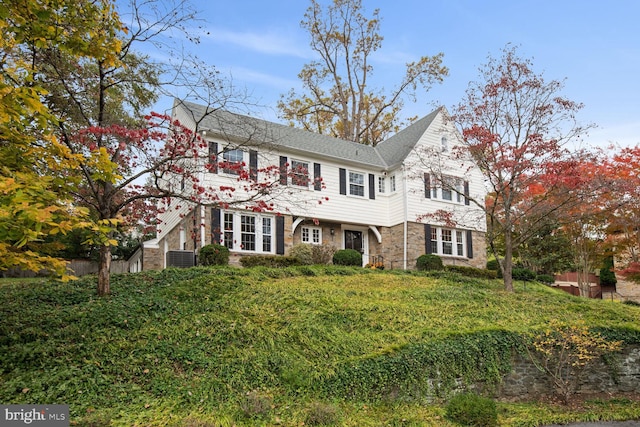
[{"x1": 451, "y1": 45, "x2": 593, "y2": 292}]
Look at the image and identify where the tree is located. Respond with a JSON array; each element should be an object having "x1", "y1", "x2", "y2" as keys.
[
  {"x1": 528, "y1": 319, "x2": 621, "y2": 404},
  {"x1": 0, "y1": 0, "x2": 122, "y2": 278},
  {"x1": 278, "y1": 0, "x2": 448, "y2": 146},
  {"x1": 6, "y1": 0, "x2": 290, "y2": 295},
  {"x1": 452, "y1": 45, "x2": 592, "y2": 292},
  {"x1": 602, "y1": 145, "x2": 640, "y2": 266}
]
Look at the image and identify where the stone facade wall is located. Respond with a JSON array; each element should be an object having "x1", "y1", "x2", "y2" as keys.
[
  {"x1": 498, "y1": 345, "x2": 640, "y2": 400},
  {"x1": 375, "y1": 223, "x2": 487, "y2": 271},
  {"x1": 142, "y1": 246, "x2": 163, "y2": 271}
]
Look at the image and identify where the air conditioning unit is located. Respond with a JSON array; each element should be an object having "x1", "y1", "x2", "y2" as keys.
[{"x1": 166, "y1": 250, "x2": 195, "y2": 268}]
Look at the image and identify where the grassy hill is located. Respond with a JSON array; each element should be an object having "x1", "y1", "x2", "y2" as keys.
[{"x1": 1, "y1": 266, "x2": 640, "y2": 426}]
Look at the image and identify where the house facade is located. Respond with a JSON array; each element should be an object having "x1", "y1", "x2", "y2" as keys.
[{"x1": 140, "y1": 100, "x2": 487, "y2": 270}]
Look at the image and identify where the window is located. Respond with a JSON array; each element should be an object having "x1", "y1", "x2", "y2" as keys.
[
  {"x1": 390, "y1": 175, "x2": 396, "y2": 192},
  {"x1": 430, "y1": 227, "x2": 466, "y2": 257},
  {"x1": 431, "y1": 175, "x2": 465, "y2": 203},
  {"x1": 378, "y1": 176, "x2": 386, "y2": 193},
  {"x1": 349, "y1": 171, "x2": 365, "y2": 197},
  {"x1": 222, "y1": 148, "x2": 243, "y2": 175},
  {"x1": 240, "y1": 215, "x2": 256, "y2": 251},
  {"x1": 291, "y1": 160, "x2": 310, "y2": 187},
  {"x1": 262, "y1": 217, "x2": 272, "y2": 252},
  {"x1": 441, "y1": 135, "x2": 448, "y2": 152},
  {"x1": 430, "y1": 227, "x2": 438, "y2": 254},
  {"x1": 301, "y1": 226, "x2": 322, "y2": 244},
  {"x1": 441, "y1": 229, "x2": 453, "y2": 255},
  {"x1": 221, "y1": 211, "x2": 274, "y2": 253},
  {"x1": 456, "y1": 231, "x2": 464, "y2": 256},
  {"x1": 223, "y1": 213, "x2": 234, "y2": 249}
]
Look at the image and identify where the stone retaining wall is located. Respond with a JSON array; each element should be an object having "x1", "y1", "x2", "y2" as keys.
[{"x1": 498, "y1": 345, "x2": 640, "y2": 400}]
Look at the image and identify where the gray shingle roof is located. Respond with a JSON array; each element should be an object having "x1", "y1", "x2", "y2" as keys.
[{"x1": 176, "y1": 99, "x2": 440, "y2": 170}]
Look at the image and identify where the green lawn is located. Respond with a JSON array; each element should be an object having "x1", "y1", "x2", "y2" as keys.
[{"x1": 1, "y1": 266, "x2": 639, "y2": 426}]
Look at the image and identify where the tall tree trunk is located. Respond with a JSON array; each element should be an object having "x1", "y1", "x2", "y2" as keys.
[
  {"x1": 98, "y1": 244, "x2": 112, "y2": 296},
  {"x1": 503, "y1": 232, "x2": 514, "y2": 292}
]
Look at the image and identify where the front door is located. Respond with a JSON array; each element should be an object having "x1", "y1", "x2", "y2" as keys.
[{"x1": 344, "y1": 230, "x2": 363, "y2": 254}]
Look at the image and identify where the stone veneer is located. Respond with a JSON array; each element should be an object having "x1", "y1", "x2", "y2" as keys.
[{"x1": 377, "y1": 222, "x2": 486, "y2": 270}]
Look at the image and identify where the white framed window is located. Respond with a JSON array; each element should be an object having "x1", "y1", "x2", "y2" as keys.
[
  {"x1": 349, "y1": 171, "x2": 365, "y2": 197},
  {"x1": 262, "y1": 217, "x2": 272, "y2": 252},
  {"x1": 301, "y1": 226, "x2": 322, "y2": 244},
  {"x1": 456, "y1": 230, "x2": 464, "y2": 256},
  {"x1": 222, "y1": 148, "x2": 244, "y2": 175},
  {"x1": 240, "y1": 215, "x2": 256, "y2": 251},
  {"x1": 431, "y1": 175, "x2": 465, "y2": 204},
  {"x1": 223, "y1": 213, "x2": 234, "y2": 249},
  {"x1": 378, "y1": 176, "x2": 386, "y2": 193},
  {"x1": 221, "y1": 211, "x2": 275, "y2": 253},
  {"x1": 389, "y1": 175, "x2": 396, "y2": 192},
  {"x1": 431, "y1": 227, "x2": 466, "y2": 257},
  {"x1": 291, "y1": 159, "x2": 310, "y2": 187}
]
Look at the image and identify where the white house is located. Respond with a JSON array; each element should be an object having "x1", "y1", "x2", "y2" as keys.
[{"x1": 139, "y1": 100, "x2": 487, "y2": 270}]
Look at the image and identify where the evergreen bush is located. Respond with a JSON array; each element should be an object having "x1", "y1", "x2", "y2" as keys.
[
  {"x1": 332, "y1": 249, "x2": 362, "y2": 266},
  {"x1": 512, "y1": 267, "x2": 536, "y2": 281},
  {"x1": 290, "y1": 243, "x2": 314, "y2": 265},
  {"x1": 446, "y1": 265, "x2": 497, "y2": 279},
  {"x1": 416, "y1": 254, "x2": 443, "y2": 271},
  {"x1": 536, "y1": 274, "x2": 555, "y2": 284},
  {"x1": 445, "y1": 392, "x2": 498, "y2": 427},
  {"x1": 486, "y1": 259, "x2": 503, "y2": 278},
  {"x1": 198, "y1": 244, "x2": 229, "y2": 266},
  {"x1": 239, "y1": 255, "x2": 300, "y2": 268},
  {"x1": 600, "y1": 256, "x2": 617, "y2": 287}
]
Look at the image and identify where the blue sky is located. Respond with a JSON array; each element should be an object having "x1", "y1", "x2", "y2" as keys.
[{"x1": 149, "y1": 0, "x2": 640, "y2": 148}]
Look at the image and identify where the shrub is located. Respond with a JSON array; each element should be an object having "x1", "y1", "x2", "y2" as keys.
[
  {"x1": 240, "y1": 255, "x2": 300, "y2": 268},
  {"x1": 305, "y1": 401, "x2": 339, "y2": 426},
  {"x1": 512, "y1": 267, "x2": 536, "y2": 281},
  {"x1": 486, "y1": 259, "x2": 503, "y2": 278},
  {"x1": 332, "y1": 249, "x2": 362, "y2": 266},
  {"x1": 445, "y1": 265, "x2": 497, "y2": 279},
  {"x1": 536, "y1": 274, "x2": 555, "y2": 284},
  {"x1": 445, "y1": 392, "x2": 498, "y2": 427},
  {"x1": 239, "y1": 390, "x2": 272, "y2": 419},
  {"x1": 198, "y1": 244, "x2": 229, "y2": 266},
  {"x1": 600, "y1": 255, "x2": 617, "y2": 287},
  {"x1": 290, "y1": 243, "x2": 314, "y2": 265},
  {"x1": 416, "y1": 254, "x2": 443, "y2": 271},
  {"x1": 528, "y1": 319, "x2": 622, "y2": 404},
  {"x1": 311, "y1": 244, "x2": 337, "y2": 265}
]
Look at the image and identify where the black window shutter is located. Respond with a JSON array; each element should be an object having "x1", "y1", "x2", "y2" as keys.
[
  {"x1": 211, "y1": 208, "x2": 221, "y2": 244},
  {"x1": 209, "y1": 142, "x2": 218, "y2": 174},
  {"x1": 368, "y1": 174, "x2": 375, "y2": 200},
  {"x1": 464, "y1": 181, "x2": 470, "y2": 205},
  {"x1": 424, "y1": 173, "x2": 431, "y2": 198},
  {"x1": 339, "y1": 168, "x2": 347, "y2": 195},
  {"x1": 279, "y1": 156, "x2": 288, "y2": 185},
  {"x1": 314, "y1": 163, "x2": 322, "y2": 191},
  {"x1": 425, "y1": 224, "x2": 432, "y2": 254},
  {"x1": 249, "y1": 150, "x2": 258, "y2": 181},
  {"x1": 466, "y1": 229, "x2": 473, "y2": 259},
  {"x1": 276, "y1": 216, "x2": 285, "y2": 255}
]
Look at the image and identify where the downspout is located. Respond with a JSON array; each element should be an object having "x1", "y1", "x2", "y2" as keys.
[
  {"x1": 200, "y1": 204, "x2": 206, "y2": 247},
  {"x1": 402, "y1": 161, "x2": 409, "y2": 270}
]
